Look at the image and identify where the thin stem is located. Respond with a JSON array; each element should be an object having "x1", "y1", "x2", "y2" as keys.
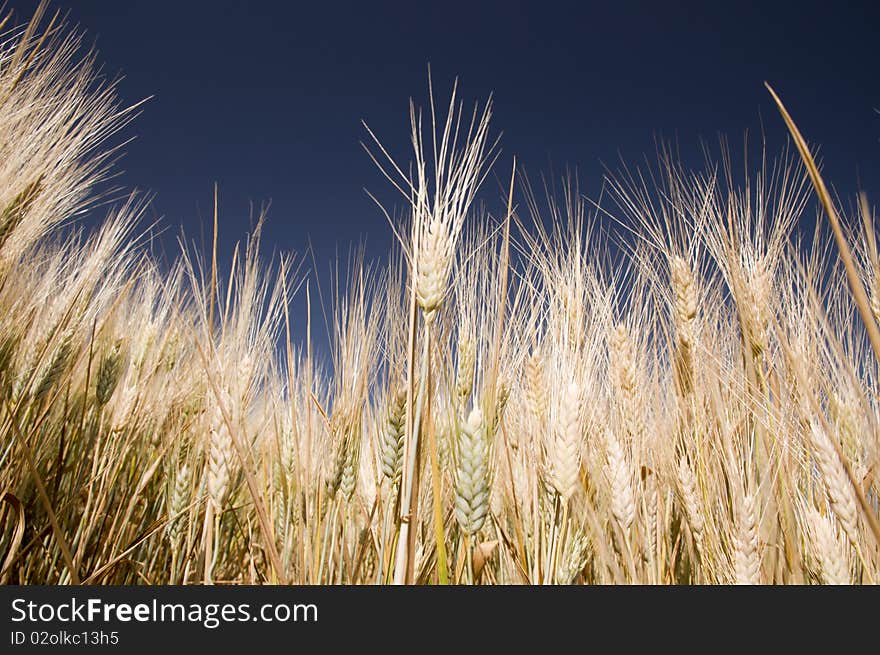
[{"x1": 393, "y1": 318, "x2": 431, "y2": 584}]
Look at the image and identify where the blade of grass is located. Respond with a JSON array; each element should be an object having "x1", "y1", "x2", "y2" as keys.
[
  {"x1": 5, "y1": 400, "x2": 79, "y2": 584},
  {"x1": 765, "y1": 82, "x2": 880, "y2": 363}
]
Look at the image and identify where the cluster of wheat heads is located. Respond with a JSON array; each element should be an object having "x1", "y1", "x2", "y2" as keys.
[{"x1": 1, "y1": 6, "x2": 879, "y2": 585}]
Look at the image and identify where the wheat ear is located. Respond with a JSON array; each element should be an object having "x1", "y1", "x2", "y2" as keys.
[
  {"x1": 808, "y1": 418, "x2": 859, "y2": 546},
  {"x1": 455, "y1": 337, "x2": 475, "y2": 403},
  {"x1": 805, "y1": 506, "x2": 850, "y2": 585},
  {"x1": 380, "y1": 388, "x2": 407, "y2": 481},
  {"x1": 677, "y1": 456, "x2": 705, "y2": 559},
  {"x1": 547, "y1": 381, "x2": 582, "y2": 502},
  {"x1": 605, "y1": 428, "x2": 635, "y2": 532},
  {"x1": 454, "y1": 406, "x2": 491, "y2": 535},
  {"x1": 734, "y1": 492, "x2": 761, "y2": 584},
  {"x1": 670, "y1": 255, "x2": 697, "y2": 394},
  {"x1": 609, "y1": 324, "x2": 645, "y2": 441},
  {"x1": 524, "y1": 350, "x2": 548, "y2": 422}
]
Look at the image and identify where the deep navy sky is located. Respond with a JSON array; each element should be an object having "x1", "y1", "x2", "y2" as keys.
[{"x1": 10, "y1": 1, "x2": 880, "y2": 324}]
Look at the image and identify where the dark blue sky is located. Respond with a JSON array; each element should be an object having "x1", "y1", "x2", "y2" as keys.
[{"x1": 11, "y1": 1, "x2": 880, "y2": 307}]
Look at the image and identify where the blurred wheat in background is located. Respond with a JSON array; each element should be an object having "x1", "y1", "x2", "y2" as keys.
[{"x1": 1, "y1": 4, "x2": 878, "y2": 585}]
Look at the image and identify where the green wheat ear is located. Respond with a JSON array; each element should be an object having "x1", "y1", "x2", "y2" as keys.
[
  {"x1": 0, "y1": 334, "x2": 17, "y2": 377},
  {"x1": 95, "y1": 340, "x2": 124, "y2": 406},
  {"x1": 0, "y1": 176, "x2": 43, "y2": 249}
]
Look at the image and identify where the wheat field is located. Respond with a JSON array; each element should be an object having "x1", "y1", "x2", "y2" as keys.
[{"x1": 1, "y1": 5, "x2": 878, "y2": 586}]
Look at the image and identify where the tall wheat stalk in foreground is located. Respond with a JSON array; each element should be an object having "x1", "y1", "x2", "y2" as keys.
[{"x1": 1, "y1": 5, "x2": 879, "y2": 585}]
